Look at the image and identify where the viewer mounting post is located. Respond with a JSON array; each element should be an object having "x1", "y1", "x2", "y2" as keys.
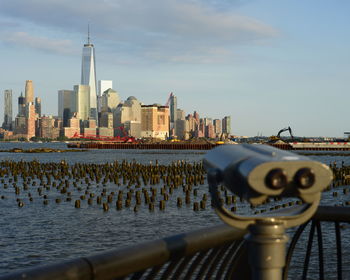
[{"x1": 204, "y1": 144, "x2": 333, "y2": 280}]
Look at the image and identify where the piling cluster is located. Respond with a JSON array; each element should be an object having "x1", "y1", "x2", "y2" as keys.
[
  {"x1": 1, "y1": 159, "x2": 350, "y2": 214},
  {"x1": 0, "y1": 159, "x2": 211, "y2": 213},
  {"x1": 326, "y1": 162, "x2": 350, "y2": 206}
]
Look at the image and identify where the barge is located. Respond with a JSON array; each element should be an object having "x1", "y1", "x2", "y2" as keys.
[
  {"x1": 270, "y1": 142, "x2": 350, "y2": 151},
  {"x1": 67, "y1": 142, "x2": 219, "y2": 150},
  {"x1": 66, "y1": 141, "x2": 350, "y2": 151}
]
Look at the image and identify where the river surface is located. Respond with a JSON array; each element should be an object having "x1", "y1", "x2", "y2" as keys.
[{"x1": 0, "y1": 142, "x2": 349, "y2": 279}]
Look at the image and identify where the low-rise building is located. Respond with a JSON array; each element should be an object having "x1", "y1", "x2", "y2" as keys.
[
  {"x1": 63, "y1": 115, "x2": 80, "y2": 138},
  {"x1": 98, "y1": 127, "x2": 114, "y2": 138},
  {"x1": 141, "y1": 104, "x2": 169, "y2": 139}
]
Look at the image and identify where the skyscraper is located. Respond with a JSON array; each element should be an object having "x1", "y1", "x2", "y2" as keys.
[
  {"x1": 74, "y1": 85, "x2": 90, "y2": 122},
  {"x1": 35, "y1": 97, "x2": 41, "y2": 117},
  {"x1": 25, "y1": 80, "x2": 34, "y2": 104},
  {"x1": 2, "y1": 89, "x2": 13, "y2": 130},
  {"x1": 98, "y1": 80, "x2": 113, "y2": 96},
  {"x1": 213, "y1": 119, "x2": 222, "y2": 135},
  {"x1": 26, "y1": 102, "x2": 36, "y2": 139},
  {"x1": 101, "y1": 88, "x2": 120, "y2": 113},
  {"x1": 169, "y1": 93, "x2": 177, "y2": 123},
  {"x1": 222, "y1": 116, "x2": 231, "y2": 135},
  {"x1": 18, "y1": 92, "x2": 26, "y2": 117},
  {"x1": 98, "y1": 80, "x2": 112, "y2": 113},
  {"x1": 113, "y1": 96, "x2": 142, "y2": 137},
  {"x1": 58, "y1": 90, "x2": 75, "y2": 127},
  {"x1": 81, "y1": 27, "x2": 97, "y2": 121}
]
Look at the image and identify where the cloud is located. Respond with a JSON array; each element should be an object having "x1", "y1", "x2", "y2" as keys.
[
  {"x1": 0, "y1": 19, "x2": 20, "y2": 28},
  {"x1": 2, "y1": 32, "x2": 75, "y2": 55},
  {"x1": 0, "y1": 0, "x2": 278, "y2": 63}
]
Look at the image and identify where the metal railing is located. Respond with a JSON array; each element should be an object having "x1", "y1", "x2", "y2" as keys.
[
  {"x1": 284, "y1": 206, "x2": 350, "y2": 280},
  {"x1": 2, "y1": 206, "x2": 350, "y2": 279}
]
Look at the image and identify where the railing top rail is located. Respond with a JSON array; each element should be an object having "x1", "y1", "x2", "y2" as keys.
[{"x1": 313, "y1": 206, "x2": 350, "y2": 222}]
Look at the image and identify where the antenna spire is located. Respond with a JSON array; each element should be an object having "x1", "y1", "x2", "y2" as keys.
[{"x1": 87, "y1": 23, "x2": 90, "y2": 44}]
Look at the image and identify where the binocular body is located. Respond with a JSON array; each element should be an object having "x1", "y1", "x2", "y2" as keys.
[{"x1": 204, "y1": 144, "x2": 333, "y2": 205}]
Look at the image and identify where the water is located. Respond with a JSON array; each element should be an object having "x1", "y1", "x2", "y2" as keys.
[
  {"x1": 0, "y1": 142, "x2": 349, "y2": 278},
  {"x1": 0, "y1": 142, "x2": 217, "y2": 275},
  {"x1": 0, "y1": 142, "x2": 204, "y2": 164}
]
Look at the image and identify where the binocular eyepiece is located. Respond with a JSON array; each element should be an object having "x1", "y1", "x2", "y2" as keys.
[
  {"x1": 204, "y1": 144, "x2": 333, "y2": 205},
  {"x1": 265, "y1": 167, "x2": 315, "y2": 190}
]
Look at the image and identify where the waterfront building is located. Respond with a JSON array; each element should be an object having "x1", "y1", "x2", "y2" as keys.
[
  {"x1": 54, "y1": 118, "x2": 63, "y2": 132},
  {"x1": 176, "y1": 109, "x2": 185, "y2": 121},
  {"x1": 100, "y1": 112, "x2": 113, "y2": 128},
  {"x1": 26, "y1": 102, "x2": 36, "y2": 139},
  {"x1": 81, "y1": 29, "x2": 97, "y2": 121},
  {"x1": 58, "y1": 90, "x2": 75, "y2": 127},
  {"x1": 124, "y1": 121, "x2": 141, "y2": 138},
  {"x1": 98, "y1": 80, "x2": 113, "y2": 96},
  {"x1": 113, "y1": 96, "x2": 141, "y2": 137},
  {"x1": 171, "y1": 109, "x2": 186, "y2": 138},
  {"x1": 97, "y1": 95, "x2": 102, "y2": 116},
  {"x1": 204, "y1": 118, "x2": 213, "y2": 126},
  {"x1": 186, "y1": 114, "x2": 195, "y2": 134},
  {"x1": 82, "y1": 127, "x2": 97, "y2": 137},
  {"x1": 2, "y1": 89, "x2": 13, "y2": 131},
  {"x1": 101, "y1": 88, "x2": 120, "y2": 113},
  {"x1": 0, "y1": 128, "x2": 13, "y2": 140},
  {"x1": 86, "y1": 119, "x2": 97, "y2": 129},
  {"x1": 98, "y1": 127, "x2": 114, "y2": 138},
  {"x1": 195, "y1": 119, "x2": 205, "y2": 138},
  {"x1": 63, "y1": 114, "x2": 80, "y2": 138},
  {"x1": 80, "y1": 119, "x2": 97, "y2": 137},
  {"x1": 97, "y1": 80, "x2": 112, "y2": 113},
  {"x1": 39, "y1": 116, "x2": 59, "y2": 139},
  {"x1": 14, "y1": 116, "x2": 26, "y2": 135},
  {"x1": 169, "y1": 93, "x2": 177, "y2": 136},
  {"x1": 193, "y1": 111, "x2": 200, "y2": 123},
  {"x1": 213, "y1": 119, "x2": 222, "y2": 136},
  {"x1": 74, "y1": 85, "x2": 90, "y2": 122},
  {"x1": 18, "y1": 92, "x2": 26, "y2": 117},
  {"x1": 222, "y1": 116, "x2": 231, "y2": 135},
  {"x1": 175, "y1": 119, "x2": 189, "y2": 140},
  {"x1": 141, "y1": 104, "x2": 169, "y2": 139},
  {"x1": 205, "y1": 122, "x2": 215, "y2": 138},
  {"x1": 35, "y1": 97, "x2": 41, "y2": 117}
]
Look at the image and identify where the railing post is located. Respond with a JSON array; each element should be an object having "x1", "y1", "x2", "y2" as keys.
[{"x1": 246, "y1": 220, "x2": 288, "y2": 280}]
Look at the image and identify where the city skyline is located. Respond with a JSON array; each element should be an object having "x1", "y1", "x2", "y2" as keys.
[{"x1": 0, "y1": 0, "x2": 349, "y2": 137}]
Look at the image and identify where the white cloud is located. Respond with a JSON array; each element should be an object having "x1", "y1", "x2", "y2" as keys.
[
  {"x1": 2, "y1": 32, "x2": 74, "y2": 55},
  {"x1": 0, "y1": 0, "x2": 278, "y2": 63}
]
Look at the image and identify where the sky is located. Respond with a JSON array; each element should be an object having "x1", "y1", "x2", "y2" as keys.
[{"x1": 0, "y1": 0, "x2": 349, "y2": 137}]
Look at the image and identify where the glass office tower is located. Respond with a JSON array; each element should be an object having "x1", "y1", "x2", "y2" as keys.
[
  {"x1": 3, "y1": 89, "x2": 13, "y2": 130},
  {"x1": 81, "y1": 28, "x2": 97, "y2": 121}
]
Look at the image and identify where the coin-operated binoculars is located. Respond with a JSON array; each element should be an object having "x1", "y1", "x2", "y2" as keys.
[{"x1": 204, "y1": 144, "x2": 333, "y2": 280}]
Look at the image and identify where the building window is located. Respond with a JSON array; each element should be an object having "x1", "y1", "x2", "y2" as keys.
[{"x1": 158, "y1": 115, "x2": 165, "y2": 125}]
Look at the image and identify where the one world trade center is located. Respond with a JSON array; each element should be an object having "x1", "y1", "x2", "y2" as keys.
[{"x1": 81, "y1": 26, "x2": 98, "y2": 122}]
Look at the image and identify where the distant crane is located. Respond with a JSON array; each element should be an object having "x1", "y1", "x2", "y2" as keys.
[
  {"x1": 277, "y1": 126, "x2": 294, "y2": 139},
  {"x1": 165, "y1": 92, "x2": 173, "y2": 107},
  {"x1": 269, "y1": 126, "x2": 294, "y2": 142}
]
